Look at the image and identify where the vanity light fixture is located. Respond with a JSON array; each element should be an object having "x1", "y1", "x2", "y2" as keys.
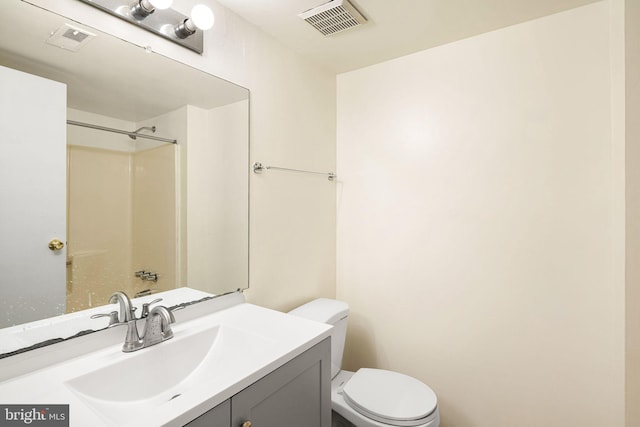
[
  {"x1": 78, "y1": 0, "x2": 214, "y2": 54},
  {"x1": 130, "y1": 0, "x2": 173, "y2": 20},
  {"x1": 175, "y1": 4, "x2": 215, "y2": 38}
]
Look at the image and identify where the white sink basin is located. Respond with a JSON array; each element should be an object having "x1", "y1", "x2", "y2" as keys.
[
  {"x1": 67, "y1": 325, "x2": 223, "y2": 403},
  {"x1": 65, "y1": 322, "x2": 275, "y2": 425},
  {"x1": 0, "y1": 302, "x2": 332, "y2": 427}
]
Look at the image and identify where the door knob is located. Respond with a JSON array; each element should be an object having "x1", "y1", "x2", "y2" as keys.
[
  {"x1": 48, "y1": 239, "x2": 65, "y2": 251},
  {"x1": 242, "y1": 422, "x2": 252, "y2": 427}
]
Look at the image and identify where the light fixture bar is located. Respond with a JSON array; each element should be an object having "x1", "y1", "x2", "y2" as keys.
[{"x1": 77, "y1": 0, "x2": 204, "y2": 54}]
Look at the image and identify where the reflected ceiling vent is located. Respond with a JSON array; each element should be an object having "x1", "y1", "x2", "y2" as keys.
[
  {"x1": 46, "y1": 23, "x2": 96, "y2": 52},
  {"x1": 299, "y1": 0, "x2": 367, "y2": 36}
]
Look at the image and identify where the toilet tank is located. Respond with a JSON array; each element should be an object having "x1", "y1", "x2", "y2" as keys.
[{"x1": 289, "y1": 298, "x2": 349, "y2": 379}]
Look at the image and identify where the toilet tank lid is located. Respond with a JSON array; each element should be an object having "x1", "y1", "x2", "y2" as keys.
[{"x1": 288, "y1": 298, "x2": 349, "y2": 325}]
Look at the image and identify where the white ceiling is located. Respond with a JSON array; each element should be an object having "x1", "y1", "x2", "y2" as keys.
[{"x1": 215, "y1": 0, "x2": 600, "y2": 73}]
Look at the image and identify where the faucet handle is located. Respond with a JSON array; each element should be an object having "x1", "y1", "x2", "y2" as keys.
[
  {"x1": 142, "y1": 305, "x2": 176, "y2": 347},
  {"x1": 90, "y1": 311, "x2": 120, "y2": 326},
  {"x1": 140, "y1": 298, "x2": 163, "y2": 318}
]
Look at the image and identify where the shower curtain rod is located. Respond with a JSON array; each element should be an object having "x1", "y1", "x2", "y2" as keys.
[{"x1": 66, "y1": 120, "x2": 177, "y2": 144}]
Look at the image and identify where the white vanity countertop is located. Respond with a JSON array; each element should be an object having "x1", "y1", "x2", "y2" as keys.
[{"x1": 0, "y1": 302, "x2": 332, "y2": 427}]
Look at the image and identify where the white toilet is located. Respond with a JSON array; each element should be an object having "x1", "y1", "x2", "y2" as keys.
[{"x1": 289, "y1": 298, "x2": 440, "y2": 427}]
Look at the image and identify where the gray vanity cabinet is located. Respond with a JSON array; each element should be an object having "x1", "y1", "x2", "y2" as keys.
[
  {"x1": 186, "y1": 400, "x2": 230, "y2": 426},
  {"x1": 185, "y1": 337, "x2": 331, "y2": 427}
]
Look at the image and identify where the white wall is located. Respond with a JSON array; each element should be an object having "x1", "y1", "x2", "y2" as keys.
[
  {"x1": 31, "y1": 0, "x2": 337, "y2": 310},
  {"x1": 187, "y1": 101, "x2": 249, "y2": 293},
  {"x1": 337, "y1": 3, "x2": 624, "y2": 427},
  {"x1": 67, "y1": 109, "x2": 136, "y2": 152}
]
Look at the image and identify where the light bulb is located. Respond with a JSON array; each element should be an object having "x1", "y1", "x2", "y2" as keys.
[
  {"x1": 174, "y1": 4, "x2": 214, "y2": 39},
  {"x1": 148, "y1": 0, "x2": 172, "y2": 9},
  {"x1": 191, "y1": 4, "x2": 214, "y2": 30},
  {"x1": 131, "y1": 0, "x2": 170, "y2": 18}
]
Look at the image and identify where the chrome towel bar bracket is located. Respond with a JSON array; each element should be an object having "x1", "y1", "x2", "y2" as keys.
[{"x1": 252, "y1": 162, "x2": 336, "y2": 181}]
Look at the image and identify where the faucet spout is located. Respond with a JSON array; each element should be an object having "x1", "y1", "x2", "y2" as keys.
[{"x1": 109, "y1": 291, "x2": 135, "y2": 322}]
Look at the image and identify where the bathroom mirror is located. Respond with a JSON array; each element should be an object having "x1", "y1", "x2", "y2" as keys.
[{"x1": 0, "y1": 0, "x2": 249, "y2": 353}]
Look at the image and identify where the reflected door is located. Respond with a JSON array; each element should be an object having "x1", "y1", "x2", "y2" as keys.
[{"x1": 0, "y1": 66, "x2": 67, "y2": 327}]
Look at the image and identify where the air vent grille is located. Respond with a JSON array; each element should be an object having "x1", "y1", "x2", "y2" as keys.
[
  {"x1": 299, "y1": 0, "x2": 367, "y2": 36},
  {"x1": 46, "y1": 23, "x2": 95, "y2": 52}
]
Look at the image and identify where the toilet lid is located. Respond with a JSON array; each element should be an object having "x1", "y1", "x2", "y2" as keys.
[{"x1": 342, "y1": 369, "x2": 438, "y2": 427}]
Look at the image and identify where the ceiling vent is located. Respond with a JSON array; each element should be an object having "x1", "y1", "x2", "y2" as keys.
[
  {"x1": 46, "y1": 23, "x2": 95, "y2": 52},
  {"x1": 299, "y1": 0, "x2": 367, "y2": 36}
]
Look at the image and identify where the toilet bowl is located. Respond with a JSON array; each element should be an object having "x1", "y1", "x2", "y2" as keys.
[{"x1": 289, "y1": 299, "x2": 440, "y2": 427}]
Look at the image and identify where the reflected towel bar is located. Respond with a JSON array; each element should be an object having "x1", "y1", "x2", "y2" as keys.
[
  {"x1": 67, "y1": 120, "x2": 177, "y2": 144},
  {"x1": 252, "y1": 162, "x2": 336, "y2": 181}
]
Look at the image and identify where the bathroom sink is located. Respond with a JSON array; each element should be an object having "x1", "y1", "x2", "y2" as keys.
[
  {"x1": 65, "y1": 321, "x2": 275, "y2": 425},
  {"x1": 66, "y1": 325, "x2": 222, "y2": 402},
  {"x1": 0, "y1": 301, "x2": 332, "y2": 427}
]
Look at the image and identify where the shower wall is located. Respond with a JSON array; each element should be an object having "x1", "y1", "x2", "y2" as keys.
[
  {"x1": 67, "y1": 145, "x2": 133, "y2": 310},
  {"x1": 132, "y1": 144, "x2": 177, "y2": 294},
  {"x1": 66, "y1": 108, "x2": 178, "y2": 312}
]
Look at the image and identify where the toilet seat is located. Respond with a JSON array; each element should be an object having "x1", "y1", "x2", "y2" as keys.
[{"x1": 341, "y1": 368, "x2": 438, "y2": 427}]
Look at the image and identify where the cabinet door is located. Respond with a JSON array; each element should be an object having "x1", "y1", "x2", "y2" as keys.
[
  {"x1": 184, "y1": 399, "x2": 230, "y2": 426},
  {"x1": 231, "y1": 338, "x2": 331, "y2": 427}
]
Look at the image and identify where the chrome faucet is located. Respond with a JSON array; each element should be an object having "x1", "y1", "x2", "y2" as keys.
[
  {"x1": 90, "y1": 290, "x2": 135, "y2": 326},
  {"x1": 92, "y1": 291, "x2": 176, "y2": 353},
  {"x1": 109, "y1": 290, "x2": 136, "y2": 322}
]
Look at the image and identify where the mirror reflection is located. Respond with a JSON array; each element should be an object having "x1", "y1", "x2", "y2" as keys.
[
  {"x1": 65, "y1": 117, "x2": 179, "y2": 311},
  {"x1": 0, "y1": 1, "x2": 249, "y2": 350}
]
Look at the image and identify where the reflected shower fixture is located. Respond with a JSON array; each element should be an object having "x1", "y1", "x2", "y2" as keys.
[
  {"x1": 128, "y1": 125, "x2": 156, "y2": 140},
  {"x1": 78, "y1": 0, "x2": 214, "y2": 54}
]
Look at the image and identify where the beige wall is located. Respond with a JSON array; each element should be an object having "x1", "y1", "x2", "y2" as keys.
[
  {"x1": 243, "y1": 32, "x2": 336, "y2": 311},
  {"x1": 23, "y1": 0, "x2": 640, "y2": 423},
  {"x1": 337, "y1": 3, "x2": 624, "y2": 426},
  {"x1": 35, "y1": 0, "x2": 337, "y2": 311},
  {"x1": 626, "y1": 0, "x2": 640, "y2": 425}
]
